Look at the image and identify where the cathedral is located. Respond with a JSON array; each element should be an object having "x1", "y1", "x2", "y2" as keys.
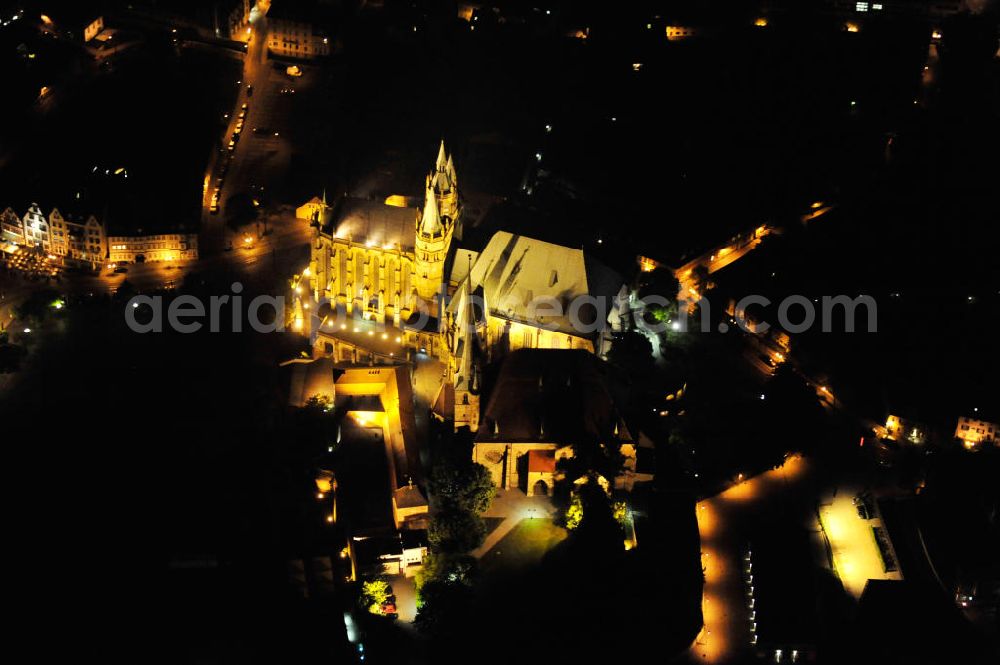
[
  {"x1": 296, "y1": 141, "x2": 627, "y2": 433},
  {"x1": 301, "y1": 141, "x2": 459, "y2": 326}
]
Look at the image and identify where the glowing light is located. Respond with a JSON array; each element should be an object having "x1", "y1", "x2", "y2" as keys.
[{"x1": 755, "y1": 18, "x2": 768, "y2": 28}]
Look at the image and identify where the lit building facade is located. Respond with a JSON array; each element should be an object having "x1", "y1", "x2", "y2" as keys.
[
  {"x1": 665, "y1": 25, "x2": 697, "y2": 40},
  {"x1": 297, "y1": 142, "x2": 625, "y2": 434},
  {"x1": 49, "y1": 208, "x2": 107, "y2": 269},
  {"x1": 108, "y1": 233, "x2": 199, "y2": 263},
  {"x1": 0, "y1": 202, "x2": 108, "y2": 269},
  {"x1": 880, "y1": 414, "x2": 928, "y2": 445},
  {"x1": 303, "y1": 142, "x2": 458, "y2": 326},
  {"x1": 444, "y1": 230, "x2": 625, "y2": 361},
  {"x1": 955, "y1": 416, "x2": 999, "y2": 448},
  {"x1": 1, "y1": 207, "x2": 24, "y2": 245},
  {"x1": 217, "y1": 0, "x2": 252, "y2": 39},
  {"x1": 266, "y1": 1, "x2": 330, "y2": 59}
]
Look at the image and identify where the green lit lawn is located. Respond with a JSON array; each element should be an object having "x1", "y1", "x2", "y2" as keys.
[{"x1": 481, "y1": 518, "x2": 568, "y2": 574}]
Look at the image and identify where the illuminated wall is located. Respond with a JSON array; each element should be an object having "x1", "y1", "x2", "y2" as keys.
[
  {"x1": 267, "y1": 16, "x2": 330, "y2": 58},
  {"x1": 414, "y1": 222, "x2": 453, "y2": 302},
  {"x1": 108, "y1": 233, "x2": 198, "y2": 263},
  {"x1": 473, "y1": 442, "x2": 564, "y2": 490},
  {"x1": 955, "y1": 417, "x2": 999, "y2": 447},
  {"x1": 309, "y1": 236, "x2": 420, "y2": 323},
  {"x1": 83, "y1": 17, "x2": 104, "y2": 42},
  {"x1": 483, "y1": 315, "x2": 595, "y2": 356}
]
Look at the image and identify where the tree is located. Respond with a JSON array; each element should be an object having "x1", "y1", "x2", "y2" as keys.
[
  {"x1": 415, "y1": 553, "x2": 476, "y2": 595},
  {"x1": 689, "y1": 265, "x2": 713, "y2": 296},
  {"x1": 360, "y1": 578, "x2": 391, "y2": 615},
  {"x1": 429, "y1": 461, "x2": 496, "y2": 514},
  {"x1": 303, "y1": 394, "x2": 333, "y2": 413},
  {"x1": 413, "y1": 578, "x2": 475, "y2": 637},
  {"x1": 565, "y1": 493, "x2": 584, "y2": 530},
  {"x1": 606, "y1": 330, "x2": 652, "y2": 368},
  {"x1": 428, "y1": 509, "x2": 486, "y2": 554},
  {"x1": 14, "y1": 288, "x2": 60, "y2": 323},
  {"x1": 637, "y1": 268, "x2": 681, "y2": 323}
]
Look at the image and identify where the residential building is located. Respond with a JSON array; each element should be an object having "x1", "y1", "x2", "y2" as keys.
[
  {"x1": 880, "y1": 414, "x2": 929, "y2": 445},
  {"x1": 22, "y1": 202, "x2": 50, "y2": 250},
  {"x1": 0, "y1": 207, "x2": 24, "y2": 244},
  {"x1": 0, "y1": 200, "x2": 109, "y2": 269},
  {"x1": 49, "y1": 207, "x2": 107, "y2": 269},
  {"x1": 266, "y1": 0, "x2": 330, "y2": 59},
  {"x1": 955, "y1": 416, "x2": 999, "y2": 448},
  {"x1": 665, "y1": 25, "x2": 697, "y2": 40},
  {"x1": 216, "y1": 0, "x2": 252, "y2": 40},
  {"x1": 108, "y1": 232, "x2": 198, "y2": 263}
]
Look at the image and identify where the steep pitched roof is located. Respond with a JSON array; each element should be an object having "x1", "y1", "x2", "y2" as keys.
[
  {"x1": 455, "y1": 231, "x2": 623, "y2": 338},
  {"x1": 476, "y1": 349, "x2": 630, "y2": 445},
  {"x1": 435, "y1": 139, "x2": 447, "y2": 172},
  {"x1": 418, "y1": 187, "x2": 443, "y2": 235}
]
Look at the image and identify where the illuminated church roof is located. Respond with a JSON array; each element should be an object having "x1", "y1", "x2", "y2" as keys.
[
  {"x1": 454, "y1": 231, "x2": 623, "y2": 337},
  {"x1": 326, "y1": 197, "x2": 418, "y2": 251}
]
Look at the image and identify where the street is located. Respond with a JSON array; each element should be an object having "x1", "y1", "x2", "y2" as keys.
[{"x1": 688, "y1": 454, "x2": 820, "y2": 664}]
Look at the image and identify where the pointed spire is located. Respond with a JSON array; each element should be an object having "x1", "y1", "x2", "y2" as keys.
[
  {"x1": 446, "y1": 153, "x2": 456, "y2": 184},
  {"x1": 321, "y1": 188, "x2": 327, "y2": 207},
  {"x1": 419, "y1": 186, "x2": 442, "y2": 235},
  {"x1": 436, "y1": 139, "x2": 447, "y2": 172}
]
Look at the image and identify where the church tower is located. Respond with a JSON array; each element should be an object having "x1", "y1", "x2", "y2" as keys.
[{"x1": 414, "y1": 140, "x2": 458, "y2": 302}]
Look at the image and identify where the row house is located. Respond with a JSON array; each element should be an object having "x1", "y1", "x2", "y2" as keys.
[{"x1": 1, "y1": 202, "x2": 107, "y2": 270}]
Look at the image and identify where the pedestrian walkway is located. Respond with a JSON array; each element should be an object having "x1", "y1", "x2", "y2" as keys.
[{"x1": 472, "y1": 489, "x2": 555, "y2": 558}]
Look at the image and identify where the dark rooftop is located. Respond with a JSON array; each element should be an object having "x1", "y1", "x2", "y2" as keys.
[{"x1": 477, "y1": 349, "x2": 629, "y2": 445}]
